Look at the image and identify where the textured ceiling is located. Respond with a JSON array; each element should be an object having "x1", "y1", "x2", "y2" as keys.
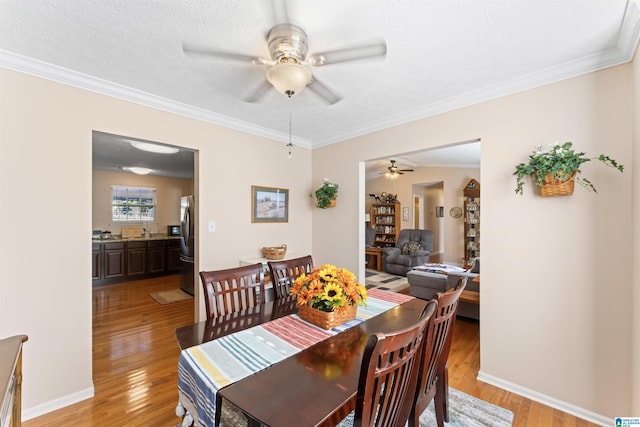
[{"x1": 1, "y1": 0, "x2": 638, "y2": 178}]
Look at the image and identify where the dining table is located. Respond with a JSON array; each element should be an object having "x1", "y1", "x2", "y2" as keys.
[{"x1": 176, "y1": 289, "x2": 427, "y2": 427}]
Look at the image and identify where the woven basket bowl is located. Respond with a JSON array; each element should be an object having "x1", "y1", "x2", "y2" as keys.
[
  {"x1": 298, "y1": 304, "x2": 357, "y2": 329},
  {"x1": 262, "y1": 244, "x2": 287, "y2": 260}
]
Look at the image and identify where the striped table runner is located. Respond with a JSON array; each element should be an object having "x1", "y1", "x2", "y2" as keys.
[{"x1": 177, "y1": 289, "x2": 413, "y2": 427}]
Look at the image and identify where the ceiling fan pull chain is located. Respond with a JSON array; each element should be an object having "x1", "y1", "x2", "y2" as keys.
[{"x1": 287, "y1": 96, "x2": 293, "y2": 159}]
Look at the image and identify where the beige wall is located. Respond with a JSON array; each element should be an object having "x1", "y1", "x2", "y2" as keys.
[
  {"x1": 314, "y1": 64, "x2": 634, "y2": 422},
  {"x1": 92, "y1": 170, "x2": 193, "y2": 234},
  {"x1": 0, "y1": 67, "x2": 313, "y2": 418},
  {"x1": 366, "y1": 167, "x2": 480, "y2": 264}
]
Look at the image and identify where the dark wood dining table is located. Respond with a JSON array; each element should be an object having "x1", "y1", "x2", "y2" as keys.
[{"x1": 176, "y1": 293, "x2": 427, "y2": 427}]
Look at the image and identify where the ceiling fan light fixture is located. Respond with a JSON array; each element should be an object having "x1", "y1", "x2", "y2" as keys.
[
  {"x1": 267, "y1": 61, "x2": 312, "y2": 97},
  {"x1": 130, "y1": 141, "x2": 179, "y2": 154}
]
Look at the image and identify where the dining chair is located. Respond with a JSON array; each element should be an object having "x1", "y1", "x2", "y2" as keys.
[
  {"x1": 270, "y1": 295, "x2": 299, "y2": 320},
  {"x1": 201, "y1": 304, "x2": 267, "y2": 343},
  {"x1": 199, "y1": 263, "x2": 266, "y2": 318},
  {"x1": 347, "y1": 299, "x2": 437, "y2": 427},
  {"x1": 408, "y1": 277, "x2": 467, "y2": 427},
  {"x1": 267, "y1": 255, "x2": 314, "y2": 299}
]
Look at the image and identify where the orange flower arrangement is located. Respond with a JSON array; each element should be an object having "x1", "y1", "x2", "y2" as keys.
[{"x1": 290, "y1": 264, "x2": 367, "y2": 313}]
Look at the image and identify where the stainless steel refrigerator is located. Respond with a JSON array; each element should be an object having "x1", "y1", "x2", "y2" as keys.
[{"x1": 179, "y1": 195, "x2": 195, "y2": 295}]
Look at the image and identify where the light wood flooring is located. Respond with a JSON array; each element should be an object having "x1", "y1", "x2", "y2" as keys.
[{"x1": 23, "y1": 274, "x2": 598, "y2": 426}]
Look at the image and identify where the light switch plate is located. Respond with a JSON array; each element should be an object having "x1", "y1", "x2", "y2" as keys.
[{"x1": 208, "y1": 221, "x2": 216, "y2": 232}]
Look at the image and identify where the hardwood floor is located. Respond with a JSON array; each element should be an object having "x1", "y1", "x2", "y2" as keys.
[
  {"x1": 23, "y1": 275, "x2": 598, "y2": 426},
  {"x1": 24, "y1": 275, "x2": 194, "y2": 427}
]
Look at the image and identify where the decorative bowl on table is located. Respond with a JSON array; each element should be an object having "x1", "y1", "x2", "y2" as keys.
[{"x1": 291, "y1": 264, "x2": 367, "y2": 329}]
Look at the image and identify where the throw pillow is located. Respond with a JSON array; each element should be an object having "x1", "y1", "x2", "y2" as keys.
[{"x1": 401, "y1": 241, "x2": 422, "y2": 256}]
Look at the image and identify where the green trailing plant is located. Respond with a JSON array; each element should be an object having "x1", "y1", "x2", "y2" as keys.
[
  {"x1": 513, "y1": 142, "x2": 623, "y2": 195},
  {"x1": 315, "y1": 178, "x2": 338, "y2": 208}
]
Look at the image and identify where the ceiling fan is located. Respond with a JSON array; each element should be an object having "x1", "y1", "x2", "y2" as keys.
[
  {"x1": 383, "y1": 160, "x2": 414, "y2": 179},
  {"x1": 182, "y1": 17, "x2": 386, "y2": 104}
]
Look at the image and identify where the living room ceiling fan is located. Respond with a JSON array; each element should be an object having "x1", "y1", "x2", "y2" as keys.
[
  {"x1": 182, "y1": 6, "x2": 387, "y2": 105},
  {"x1": 383, "y1": 160, "x2": 414, "y2": 179}
]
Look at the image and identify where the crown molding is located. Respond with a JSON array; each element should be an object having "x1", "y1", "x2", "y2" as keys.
[
  {"x1": 1, "y1": 0, "x2": 637, "y2": 152},
  {"x1": 0, "y1": 50, "x2": 313, "y2": 150}
]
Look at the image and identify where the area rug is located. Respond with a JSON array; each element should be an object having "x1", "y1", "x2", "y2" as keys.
[
  {"x1": 202, "y1": 387, "x2": 513, "y2": 427},
  {"x1": 335, "y1": 387, "x2": 514, "y2": 427},
  {"x1": 365, "y1": 269, "x2": 410, "y2": 293},
  {"x1": 150, "y1": 289, "x2": 192, "y2": 305}
]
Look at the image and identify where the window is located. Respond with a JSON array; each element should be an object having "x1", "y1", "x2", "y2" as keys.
[{"x1": 111, "y1": 185, "x2": 156, "y2": 222}]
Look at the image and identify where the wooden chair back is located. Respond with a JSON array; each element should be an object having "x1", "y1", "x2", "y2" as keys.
[
  {"x1": 409, "y1": 277, "x2": 467, "y2": 427},
  {"x1": 199, "y1": 263, "x2": 265, "y2": 318},
  {"x1": 202, "y1": 304, "x2": 266, "y2": 342},
  {"x1": 267, "y1": 255, "x2": 314, "y2": 299},
  {"x1": 353, "y1": 300, "x2": 437, "y2": 427}
]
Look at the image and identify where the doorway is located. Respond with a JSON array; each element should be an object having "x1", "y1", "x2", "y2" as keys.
[
  {"x1": 91, "y1": 130, "x2": 197, "y2": 304},
  {"x1": 413, "y1": 182, "x2": 444, "y2": 260},
  {"x1": 363, "y1": 140, "x2": 480, "y2": 267}
]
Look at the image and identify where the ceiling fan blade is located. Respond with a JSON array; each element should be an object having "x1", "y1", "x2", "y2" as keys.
[
  {"x1": 399, "y1": 169, "x2": 414, "y2": 172},
  {"x1": 306, "y1": 77, "x2": 342, "y2": 105},
  {"x1": 243, "y1": 79, "x2": 274, "y2": 103},
  {"x1": 307, "y1": 41, "x2": 387, "y2": 66},
  {"x1": 182, "y1": 44, "x2": 269, "y2": 65}
]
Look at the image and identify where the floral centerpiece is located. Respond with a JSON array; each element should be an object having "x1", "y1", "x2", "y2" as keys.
[
  {"x1": 315, "y1": 178, "x2": 339, "y2": 208},
  {"x1": 291, "y1": 264, "x2": 367, "y2": 329},
  {"x1": 513, "y1": 142, "x2": 624, "y2": 196}
]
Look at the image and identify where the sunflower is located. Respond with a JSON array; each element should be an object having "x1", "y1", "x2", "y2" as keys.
[{"x1": 321, "y1": 283, "x2": 343, "y2": 302}]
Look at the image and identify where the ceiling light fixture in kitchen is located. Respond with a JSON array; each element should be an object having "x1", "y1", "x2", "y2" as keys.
[
  {"x1": 130, "y1": 141, "x2": 179, "y2": 154},
  {"x1": 128, "y1": 167, "x2": 152, "y2": 175}
]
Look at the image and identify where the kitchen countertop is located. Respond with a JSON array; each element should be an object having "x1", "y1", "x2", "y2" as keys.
[{"x1": 92, "y1": 234, "x2": 181, "y2": 243}]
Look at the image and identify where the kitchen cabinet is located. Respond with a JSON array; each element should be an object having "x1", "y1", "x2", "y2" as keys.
[
  {"x1": 148, "y1": 240, "x2": 167, "y2": 273},
  {"x1": 92, "y1": 243, "x2": 101, "y2": 281},
  {"x1": 166, "y1": 239, "x2": 181, "y2": 272},
  {"x1": 104, "y1": 242, "x2": 126, "y2": 280},
  {"x1": 93, "y1": 238, "x2": 180, "y2": 286},
  {"x1": 126, "y1": 241, "x2": 147, "y2": 277}
]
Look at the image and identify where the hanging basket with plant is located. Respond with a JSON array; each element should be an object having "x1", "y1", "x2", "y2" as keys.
[
  {"x1": 513, "y1": 142, "x2": 623, "y2": 197},
  {"x1": 315, "y1": 178, "x2": 339, "y2": 208}
]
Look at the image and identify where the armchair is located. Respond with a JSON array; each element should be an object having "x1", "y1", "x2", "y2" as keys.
[{"x1": 382, "y1": 229, "x2": 433, "y2": 276}]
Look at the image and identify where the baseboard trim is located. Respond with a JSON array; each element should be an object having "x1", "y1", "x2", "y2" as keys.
[
  {"x1": 477, "y1": 370, "x2": 611, "y2": 427},
  {"x1": 23, "y1": 385, "x2": 95, "y2": 421}
]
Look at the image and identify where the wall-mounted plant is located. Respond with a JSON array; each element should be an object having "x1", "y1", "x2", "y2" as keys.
[
  {"x1": 513, "y1": 142, "x2": 623, "y2": 196},
  {"x1": 315, "y1": 178, "x2": 339, "y2": 208}
]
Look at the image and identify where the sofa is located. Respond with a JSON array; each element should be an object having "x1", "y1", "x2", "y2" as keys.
[
  {"x1": 406, "y1": 258, "x2": 480, "y2": 320},
  {"x1": 381, "y1": 229, "x2": 433, "y2": 276}
]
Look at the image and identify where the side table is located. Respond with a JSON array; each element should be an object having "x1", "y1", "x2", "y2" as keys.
[{"x1": 365, "y1": 248, "x2": 382, "y2": 272}]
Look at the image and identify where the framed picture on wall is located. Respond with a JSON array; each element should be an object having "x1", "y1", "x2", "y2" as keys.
[
  {"x1": 402, "y1": 206, "x2": 409, "y2": 221},
  {"x1": 251, "y1": 186, "x2": 289, "y2": 223}
]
